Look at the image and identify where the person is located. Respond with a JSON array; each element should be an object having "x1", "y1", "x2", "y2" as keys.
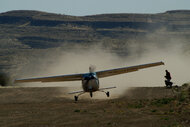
[
  {"x1": 165, "y1": 70, "x2": 171, "y2": 81},
  {"x1": 164, "y1": 70, "x2": 172, "y2": 88}
]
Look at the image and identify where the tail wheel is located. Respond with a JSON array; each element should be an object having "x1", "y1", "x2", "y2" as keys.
[
  {"x1": 106, "y1": 92, "x2": 110, "y2": 97},
  {"x1": 74, "y1": 96, "x2": 78, "y2": 101}
]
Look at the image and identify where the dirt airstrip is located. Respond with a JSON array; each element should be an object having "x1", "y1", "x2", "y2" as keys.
[{"x1": 0, "y1": 85, "x2": 189, "y2": 127}]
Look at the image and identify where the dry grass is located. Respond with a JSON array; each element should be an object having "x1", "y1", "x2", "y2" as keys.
[{"x1": 0, "y1": 86, "x2": 189, "y2": 127}]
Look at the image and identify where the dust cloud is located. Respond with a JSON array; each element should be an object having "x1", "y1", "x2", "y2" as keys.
[{"x1": 15, "y1": 30, "x2": 190, "y2": 98}]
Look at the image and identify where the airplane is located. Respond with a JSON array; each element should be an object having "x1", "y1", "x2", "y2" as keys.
[{"x1": 14, "y1": 61, "x2": 164, "y2": 101}]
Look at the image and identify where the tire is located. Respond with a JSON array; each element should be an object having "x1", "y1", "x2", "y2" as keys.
[
  {"x1": 90, "y1": 92, "x2": 93, "y2": 97},
  {"x1": 74, "y1": 96, "x2": 78, "y2": 101},
  {"x1": 106, "y1": 92, "x2": 110, "y2": 97}
]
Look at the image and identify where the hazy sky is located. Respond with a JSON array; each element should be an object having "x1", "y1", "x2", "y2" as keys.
[{"x1": 1, "y1": 0, "x2": 190, "y2": 16}]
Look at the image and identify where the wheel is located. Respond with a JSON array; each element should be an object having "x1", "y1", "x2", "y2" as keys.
[
  {"x1": 74, "y1": 96, "x2": 78, "y2": 101},
  {"x1": 90, "y1": 92, "x2": 93, "y2": 97},
  {"x1": 106, "y1": 92, "x2": 110, "y2": 97}
]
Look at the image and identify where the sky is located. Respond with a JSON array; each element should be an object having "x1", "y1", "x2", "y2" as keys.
[{"x1": 1, "y1": 0, "x2": 190, "y2": 16}]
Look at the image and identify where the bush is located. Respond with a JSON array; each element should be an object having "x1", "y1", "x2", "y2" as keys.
[
  {"x1": 0, "y1": 73, "x2": 10, "y2": 86},
  {"x1": 74, "y1": 109, "x2": 80, "y2": 112},
  {"x1": 151, "y1": 98, "x2": 174, "y2": 106}
]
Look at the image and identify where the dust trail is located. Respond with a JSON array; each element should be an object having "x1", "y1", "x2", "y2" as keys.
[{"x1": 14, "y1": 30, "x2": 190, "y2": 98}]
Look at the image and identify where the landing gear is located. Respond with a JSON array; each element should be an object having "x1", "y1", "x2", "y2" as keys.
[
  {"x1": 74, "y1": 91, "x2": 110, "y2": 101},
  {"x1": 90, "y1": 92, "x2": 93, "y2": 97},
  {"x1": 106, "y1": 92, "x2": 110, "y2": 97},
  {"x1": 99, "y1": 91, "x2": 110, "y2": 97},
  {"x1": 74, "y1": 96, "x2": 78, "y2": 101},
  {"x1": 74, "y1": 92, "x2": 85, "y2": 102}
]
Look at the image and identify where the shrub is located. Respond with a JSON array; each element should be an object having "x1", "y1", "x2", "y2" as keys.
[{"x1": 0, "y1": 72, "x2": 10, "y2": 86}]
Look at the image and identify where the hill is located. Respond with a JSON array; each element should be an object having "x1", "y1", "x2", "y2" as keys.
[
  {"x1": 0, "y1": 10, "x2": 190, "y2": 85},
  {"x1": 1, "y1": 10, "x2": 190, "y2": 50}
]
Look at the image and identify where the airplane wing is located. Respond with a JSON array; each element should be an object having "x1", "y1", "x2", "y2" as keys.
[
  {"x1": 68, "y1": 90, "x2": 84, "y2": 94},
  {"x1": 68, "y1": 87, "x2": 116, "y2": 94},
  {"x1": 99, "y1": 86, "x2": 116, "y2": 91},
  {"x1": 96, "y1": 61, "x2": 164, "y2": 78},
  {"x1": 15, "y1": 61, "x2": 164, "y2": 83},
  {"x1": 14, "y1": 73, "x2": 84, "y2": 83}
]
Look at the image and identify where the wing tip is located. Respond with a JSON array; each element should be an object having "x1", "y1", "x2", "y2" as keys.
[
  {"x1": 14, "y1": 79, "x2": 20, "y2": 84},
  {"x1": 160, "y1": 61, "x2": 165, "y2": 65}
]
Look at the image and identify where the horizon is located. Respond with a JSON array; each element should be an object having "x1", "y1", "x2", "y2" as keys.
[
  {"x1": 1, "y1": 9, "x2": 190, "y2": 16},
  {"x1": 1, "y1": 0, "x2": 190, "y2": 16}
]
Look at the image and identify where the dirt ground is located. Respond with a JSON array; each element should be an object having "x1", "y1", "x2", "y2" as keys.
[{"x1": 0, "y1": 86, "x2": 189, "y2": 127}]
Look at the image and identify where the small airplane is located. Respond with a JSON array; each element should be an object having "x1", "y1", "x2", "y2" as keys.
[{"x1": 15, "y1": 61, "x2": 164, "y2": 101}]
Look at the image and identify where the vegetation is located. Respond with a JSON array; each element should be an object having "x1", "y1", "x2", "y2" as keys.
[
  {"x1": 0, "y1": 85, "x2": 189, "y2": 127},
  {"x1": 0, "y1": 72, "x2": 10, "y2": 86}
]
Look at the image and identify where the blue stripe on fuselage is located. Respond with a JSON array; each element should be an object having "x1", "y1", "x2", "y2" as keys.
[{"x1": 82, "y1": 72, "x2": 98, "y2": 79}]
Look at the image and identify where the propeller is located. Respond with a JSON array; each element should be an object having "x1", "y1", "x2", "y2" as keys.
[{"x1": 89, "y1": 65, "x2": 96, "y2": 73}]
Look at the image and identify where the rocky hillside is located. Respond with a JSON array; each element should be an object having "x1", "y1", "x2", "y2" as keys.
[
  {"x1": 1, "y1": 10, "x2": 190, "y2": 49},
  {"x1": 0, "y1": 10, "x2": 190, "y2": 85}
]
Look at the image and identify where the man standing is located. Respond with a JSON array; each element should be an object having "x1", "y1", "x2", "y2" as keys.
[
  {"x1": 165, "y1": 70, "x2": 171, "y2": 81},
  {"x1": 164, "y1": 70, "x2": 173, "y2": 88}
]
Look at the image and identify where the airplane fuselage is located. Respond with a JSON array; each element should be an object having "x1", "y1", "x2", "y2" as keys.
[{"x1": 82, "y1": 73, "x2": 99, "y2": 92}]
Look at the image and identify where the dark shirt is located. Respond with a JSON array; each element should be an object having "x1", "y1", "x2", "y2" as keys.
[{"x1": 165, "y1": 71, "x2": 171, "y2": 80}]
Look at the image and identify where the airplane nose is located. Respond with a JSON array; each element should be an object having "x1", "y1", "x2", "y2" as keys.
[{"x1": 88, "y1": 85, "x2": 92, "y2": 90}]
